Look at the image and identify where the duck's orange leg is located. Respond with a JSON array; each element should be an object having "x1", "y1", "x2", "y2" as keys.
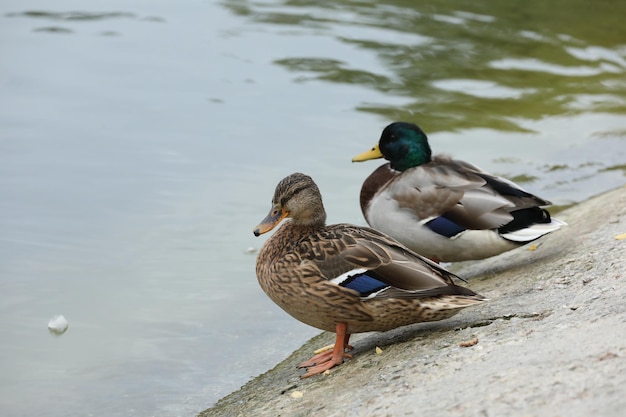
[
  {"x1": 298, "y1": 344, "x2": 352, "y2": 368},
  {"x1": 298, "y1": 322, "x2": 351, "y2": 378}
]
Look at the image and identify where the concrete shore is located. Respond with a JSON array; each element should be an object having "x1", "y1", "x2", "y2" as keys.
[{"x1": 199, "y1": 185, "x2": 626, "y2": 417}]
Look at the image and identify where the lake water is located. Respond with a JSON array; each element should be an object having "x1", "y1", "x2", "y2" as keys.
[{"x1": 1, "y1": 0, "x2": 625, "y2": 416}]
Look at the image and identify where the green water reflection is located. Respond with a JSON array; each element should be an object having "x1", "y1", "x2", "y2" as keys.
[{"x1": 224, "y1": 0, "x2": 626, "y2": 133}]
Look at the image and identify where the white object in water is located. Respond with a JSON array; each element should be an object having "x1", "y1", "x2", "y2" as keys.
[{"x1": 48, "y1": 315, "x2": 69, "y2": 335}]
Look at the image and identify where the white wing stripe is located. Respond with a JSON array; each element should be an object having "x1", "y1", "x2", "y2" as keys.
[{"x1": 330, "y1": 268, "x2": 368, "y2": 285}]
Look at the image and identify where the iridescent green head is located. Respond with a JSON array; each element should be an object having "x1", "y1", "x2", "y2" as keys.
[
  {"x1": 379, "y1": 122, "x2": 432, "y2": 171},
  {"x1": 352, "y1": 122, "x2": 432, "y2": 172}
]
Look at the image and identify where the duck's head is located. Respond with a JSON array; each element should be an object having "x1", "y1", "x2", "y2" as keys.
[
  {"x1": 352, "y1": 122, "x2": 432, "y2": 172},
  {"x1": 253, "y1": 172, "x2": 327, "y2": 236}
]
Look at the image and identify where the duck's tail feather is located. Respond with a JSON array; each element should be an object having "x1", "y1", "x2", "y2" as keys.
[{"x1": 500, "y1": 218, "x2": 567, "y2": 242}]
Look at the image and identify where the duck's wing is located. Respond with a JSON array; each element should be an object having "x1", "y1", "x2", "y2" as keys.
[
  {"x1": 385, "y1": 156, "x2": 553, "y2": 232},
  {"x1": 298, "y1": 224, "x2": 479, "y2": 299}
]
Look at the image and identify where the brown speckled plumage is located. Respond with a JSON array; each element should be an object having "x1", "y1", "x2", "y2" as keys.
[{"x1": 253, "y1": 173, "x2": 485, "y2": 376}]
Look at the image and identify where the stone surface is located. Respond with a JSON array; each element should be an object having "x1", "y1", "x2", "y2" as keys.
[{"x1": 200, "y1": 185, "x2": 626, "y2": 417}]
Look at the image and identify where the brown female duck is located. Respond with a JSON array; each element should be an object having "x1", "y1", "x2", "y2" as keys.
[{"x1": 253, "y1": 173, "x2": 485, "y2": 377}]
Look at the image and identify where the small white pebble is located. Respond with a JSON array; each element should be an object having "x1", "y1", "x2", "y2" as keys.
[
  {"x1": 244, "y1": 246, "x2": 257, "y2": 254},
  {"x1": 290, "y1": 390, "x2": 303, "y2": 398},
  {"x1": 313, "y1": 344, "x2": 334, "y2": 354},
  {"x1": 375, "y1": 346, "x2": 383, "y2": 354},
  {"x1": 48, "y1": 315, "x2": 69, "y2": 335}
]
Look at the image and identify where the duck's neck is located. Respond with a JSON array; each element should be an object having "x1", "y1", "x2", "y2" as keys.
[
  {"x1": 390, "y1": 144, "x2": 431, "y2": 171},
  {"x1": 360, "y1": 164, "x2": 396, "y2": 217},
  {"x1": 258, "y1": 220, "x2": 320, "y2": 263}
]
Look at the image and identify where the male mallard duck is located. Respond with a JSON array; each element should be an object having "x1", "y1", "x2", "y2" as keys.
[
  {"x1": 352, "y1": 122, "x2": 566, "y2": 263},
  {"x1": 253, "y1": 172, "x2": 485, "y2": 378}
]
